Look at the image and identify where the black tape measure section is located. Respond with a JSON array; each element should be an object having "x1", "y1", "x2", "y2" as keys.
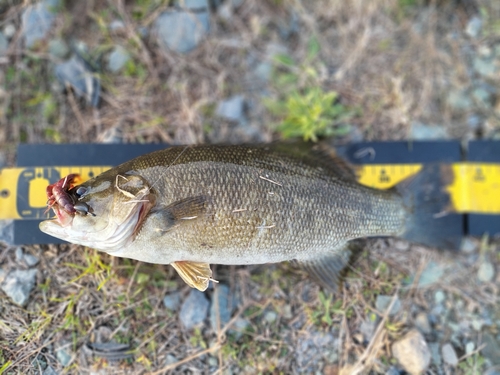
[
  {"x1": 14, "y1": 143, "x2": 170, "y2": 246},
  {"x1": 467, "y1": 141, "x2": 500, "y2": 237},
  {"x1": 17, "y1": 143, "x2": 169, "y2": 166},
  {"x1": 336, "y1": 140, "x2": 461, "y2": 164}
]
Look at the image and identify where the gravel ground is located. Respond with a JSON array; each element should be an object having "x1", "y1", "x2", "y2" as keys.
[{"x1": 0, "y1": 0, "x2": 500, "y2": 374}]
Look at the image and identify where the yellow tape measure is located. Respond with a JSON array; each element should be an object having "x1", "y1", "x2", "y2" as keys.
[
  {"x1": 0, "y1": 163, "x2": 499, "y2": 220},
  {"x1": 0, "y1": 166, "x2": 110, "y2": 220}
]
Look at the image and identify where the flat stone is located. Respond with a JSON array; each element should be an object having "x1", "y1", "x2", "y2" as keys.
[
  {"x1": 392, "y1": 329, "x2": 431, "y2": 375},
  {"x1": 478, "y1": 261, "x2": 495, "y2": 282},
  {"x1": 155, "y1": 10, "x2": 210, "y2": 54},
  {"x1": 179, "y1": 289, "x2": 209, "y2": 329},
  {"x1": 482, "y1": 333, "x2": 500, "y2": 365},
  {"x1": 216, "y1": 95, "x2": 245, "y2": 122},
  {"x1": 419, "y1": 261, "x2": 444, "y2": 287},
  {"x1": 375, "y1": 295, "x2": 401, "y2": 316},
  {"x1": 210, "y1": 284, "x2": 232, "y2": 332},
  {"x1": 0, "y1": 32, "x2": 8, "y2": 56},
  {"x1": 163, "y1": 291, "x2": 181, "y2": 311},
  {"x1": 107, "y1": 45, "x2": 130, "y2": 73},
  {"x1": 442, "y1": 343, "x2": 458, "y2": 366},
  {"x1": 56, "y1": 344, "x2": 72, "y2": 366},
  {"x1": 164, "y1": 354, "x2": 178, "y2": 365},
  {"x1": 296, "y1": 331, "x2": 334, "y2": 370},
  {"x1": 54, "y1": 54, "x2": 100, "y2": 107},
  {"x1": 22, "y1": 0, "x2": 61, "y2": 48},
  {"x1": 466, "y1": 16, "x2": 482, "y2": 38},
  {"x1": 429, "y1": 342, "x2": 442, "y2": 366},
  {"x1": 1, "y1": 269, "x2": 37, "y2": 307}
]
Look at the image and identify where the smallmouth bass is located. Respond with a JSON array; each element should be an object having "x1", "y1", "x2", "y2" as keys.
[{"x1": 39, "y1": 143, "x2": 457, "y2": 291}]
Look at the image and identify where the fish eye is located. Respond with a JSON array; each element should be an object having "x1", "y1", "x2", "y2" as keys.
[
  {"x1": 74, "y1": 202, "x2": 95, "y2": 216},
  {"x1": 75, "y1": 187, "x2": 88, "y2": 197}
]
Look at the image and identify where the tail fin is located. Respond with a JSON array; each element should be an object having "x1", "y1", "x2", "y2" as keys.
[{"x1": 396, "y1": 164, "x2": 462, "y2": 250}]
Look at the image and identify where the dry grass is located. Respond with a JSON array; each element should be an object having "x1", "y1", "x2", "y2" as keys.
[{"x1": 1, "y1": 0, "x2": 500, "y2": 373}]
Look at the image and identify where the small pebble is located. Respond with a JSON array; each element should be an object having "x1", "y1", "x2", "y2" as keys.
[
  {"x1": 228, "y1": 317, "x2": 250, "y2": 340},
  {"x1": 216, "y1": 95, "x2": 246, "y2": 123},
  {"x1": 164, "y1": 354, "x2": 178, "y2": 365},
  {"x1": 163, "y1": 291, "x2": 181, "y2": 311},
  {"x1": 107, "y1": 45, "x2": 130, "y2": 73},
  {"x1": 392, "y1": 329, "x2": 431, "y2": 375},
  {"x1": 478, "y1": 261, "x2": 495, "y2": 282},
  {"x1": 460, "y1": 237, "x2": 477, "y2": 253},
  {"x1": 48, "y1": 38, "x2": 69, "y2": 59},
  {"x1": 3, "y1": 24, "x2": 16, "y2": 39},
  {"x1": 56, "y1": 345, "x2": 72, "y2": 367},
  {"x1": 179, "y1": 289, "x2": 209, "y2": 329},
  {"x1": 414, "y1": 312, "x2": 432, "y2": 334},
  {"x1": 466, "y1": 16, "x2": 482, "y2": 38},
  {"x1": 465, "y1": 342, "x2": 475, "y2": 355},
  {"x1": 434, "y1": 290, "x2": 446, "y2": 304},
  {"x1": 24, "y1": 253, "x2": 40, "y2": 267},
  {"x1": 442, "y1": 343, "x2": 458, "y2": 366},
  {"x1": 1, "y1": 269, "x2": 37, "y2": 307},
  {"x1": 210, "y1": 284, "x2": 232, "y2": 332},
  {"x1": 264, "y1": 311, "x2": 277, "y2": 324},
  {"x1": 429, "y1": 342, "x2": 442, "y2": 365},
  {"x1": 419, "y1": 262, "x2": 444, "y2": 287},
  {"x1": 375, "y1": 295, "x2": 401, "y2": 316}
]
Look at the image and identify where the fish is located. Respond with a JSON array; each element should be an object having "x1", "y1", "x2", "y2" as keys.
[{"x1": 39, "y1": 143, "x2": 458, "y2": 292}]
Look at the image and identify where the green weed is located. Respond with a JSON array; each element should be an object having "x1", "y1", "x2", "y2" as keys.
[{"x1": 265, "y1": 38, "x2": 356, "y2": 141}]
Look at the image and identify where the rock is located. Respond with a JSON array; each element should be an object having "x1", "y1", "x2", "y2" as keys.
[
  {"x1": 179, "y1": 289, "x2": 209, "y2": 329},
  {"x1": 419, "y1": 261, "x2": 444, "y2": 287},
  {"x1": 210, "y1": 284, "x2": 232, "y2": 332},
  {"x1": 0, "y1": 32, "x2": 8, "y2": 56},
  {"x1": 163, "y1": 291, "x2": 181, "y2": 311},
  {"x1": 99, "y1": 126, "x2": 123, "y2": 144},
  {"x1": 1, "y1": 269, "x2": 37, "y2": 307},
  {"x1": 478, "y1": 261, "x2": 495, "y2": 282},
  {"x1": 48, "y1": 38, "x2": 69, "y2": 59},
  {"x1": 414, "y1": 312, "x2": 432, "y2": 334},
  {"x1": 482, "y1": 333, "x2": 500, "y2": 365},
  {"x1": 43, "y1": 366, "x2": 57, "y2": 375},
  {"x1": 465, "y1": 341, "x2": 475, "y2": 355},
  {"x1": 429, "y1": 342, "x2": 442, "y2": 365},
  {"x1": 178, "y1": 0, "x2": 209, "y2": 10},
  {"x1": 296, "y1": 331, "x2": 334, "y2": 370},
  {"x1": 473, "y1": 56, "x2": 497, "y2": 78},
  {"x1": 472, "y1": 84, "x2": 496, "y2": 109},
  {"x1": 466, "y1": 16, "x2": 483, "y2": 38},
  {"x1": 264, "y1": 310, "x2": 277, "y2": 324},
  {"x1": 54, "y1": 54, "x2": 101, "y2": 107},
  {"x1": 15, "y1": 247, "x2": 39, "y2": 267},
  {"x1": 165, "y1": 354, "x2": 178, "y2": 365},
  {"x1": 434, "y1": 290, "x2": 446, "y2": 304},
  {"x1": 461, "y1": 237, "x2": 478, "y2": 253},
  {"x1": 3, "y1": 24, "x2": 16, "y2": 39},
  {"x1": 442, "y1": 343, "x2": 458, "y2": 366},
  {"x1": 391, "y1": 329, "x2": 431, "y2": 375},
  {"x1": 109, "y1": 20, "x2": 126, "y2": 33},
  {"x1": 410, "y1": 122, "x2": 449, "y2": 140},
  {"x1": 155, "y1": 10, "x2": 210, "y2": 54},
  {"x1": 15, "y1": 246, "x2": 24, "y2": 261},
  {"x1": 216, "y1": 95, "x2": 246, "y2": 123},
  {"x1": 0, "y1": 268, "x2": 6, "y2": 284},
  {"x1": 208, "y1": 356, "x2": 218, "y2": 367},
  {"x1": 56, "y1": 344, "x2": 72, "y2": 366},
  {"x1": 359, "y1": 315, "x2": 377, "y2": 343},
  {"x1": 22, "y1": 0, "x2": 61, "y2": 48},
  {"x1": 107, "y1": 45, "x2": 130, "y2": 73},
  {"x1": 229, "y1": 317, "x2": 250, "y2": 340},
  {"x1": 375, "y1": 295, "x2": 401, "y2": 316}
]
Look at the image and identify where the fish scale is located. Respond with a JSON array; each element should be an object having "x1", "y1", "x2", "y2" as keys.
[{"x1": 40, "y1": 143, "x2": 452, "y2": 291}]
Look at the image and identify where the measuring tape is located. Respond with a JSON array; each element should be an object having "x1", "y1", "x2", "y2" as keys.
[{"x1": 1, "y1": 162, "x2": 499, "y2": 220}]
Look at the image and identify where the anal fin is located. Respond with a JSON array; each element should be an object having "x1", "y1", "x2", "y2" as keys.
[
  {"x1": 171, "y1": 261, "x2": 215, "y2": 291},
  {"x1": 296, "y1": 240, "x2": 365, "y2": 292}
]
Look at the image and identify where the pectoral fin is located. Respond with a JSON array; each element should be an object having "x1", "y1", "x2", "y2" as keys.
[
  {"x1": 171, "y1": 261, "x2": 214, "y2": 291},
  {"x1": 296, "y1": 239, "x2": 365, "y2": 292}
]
